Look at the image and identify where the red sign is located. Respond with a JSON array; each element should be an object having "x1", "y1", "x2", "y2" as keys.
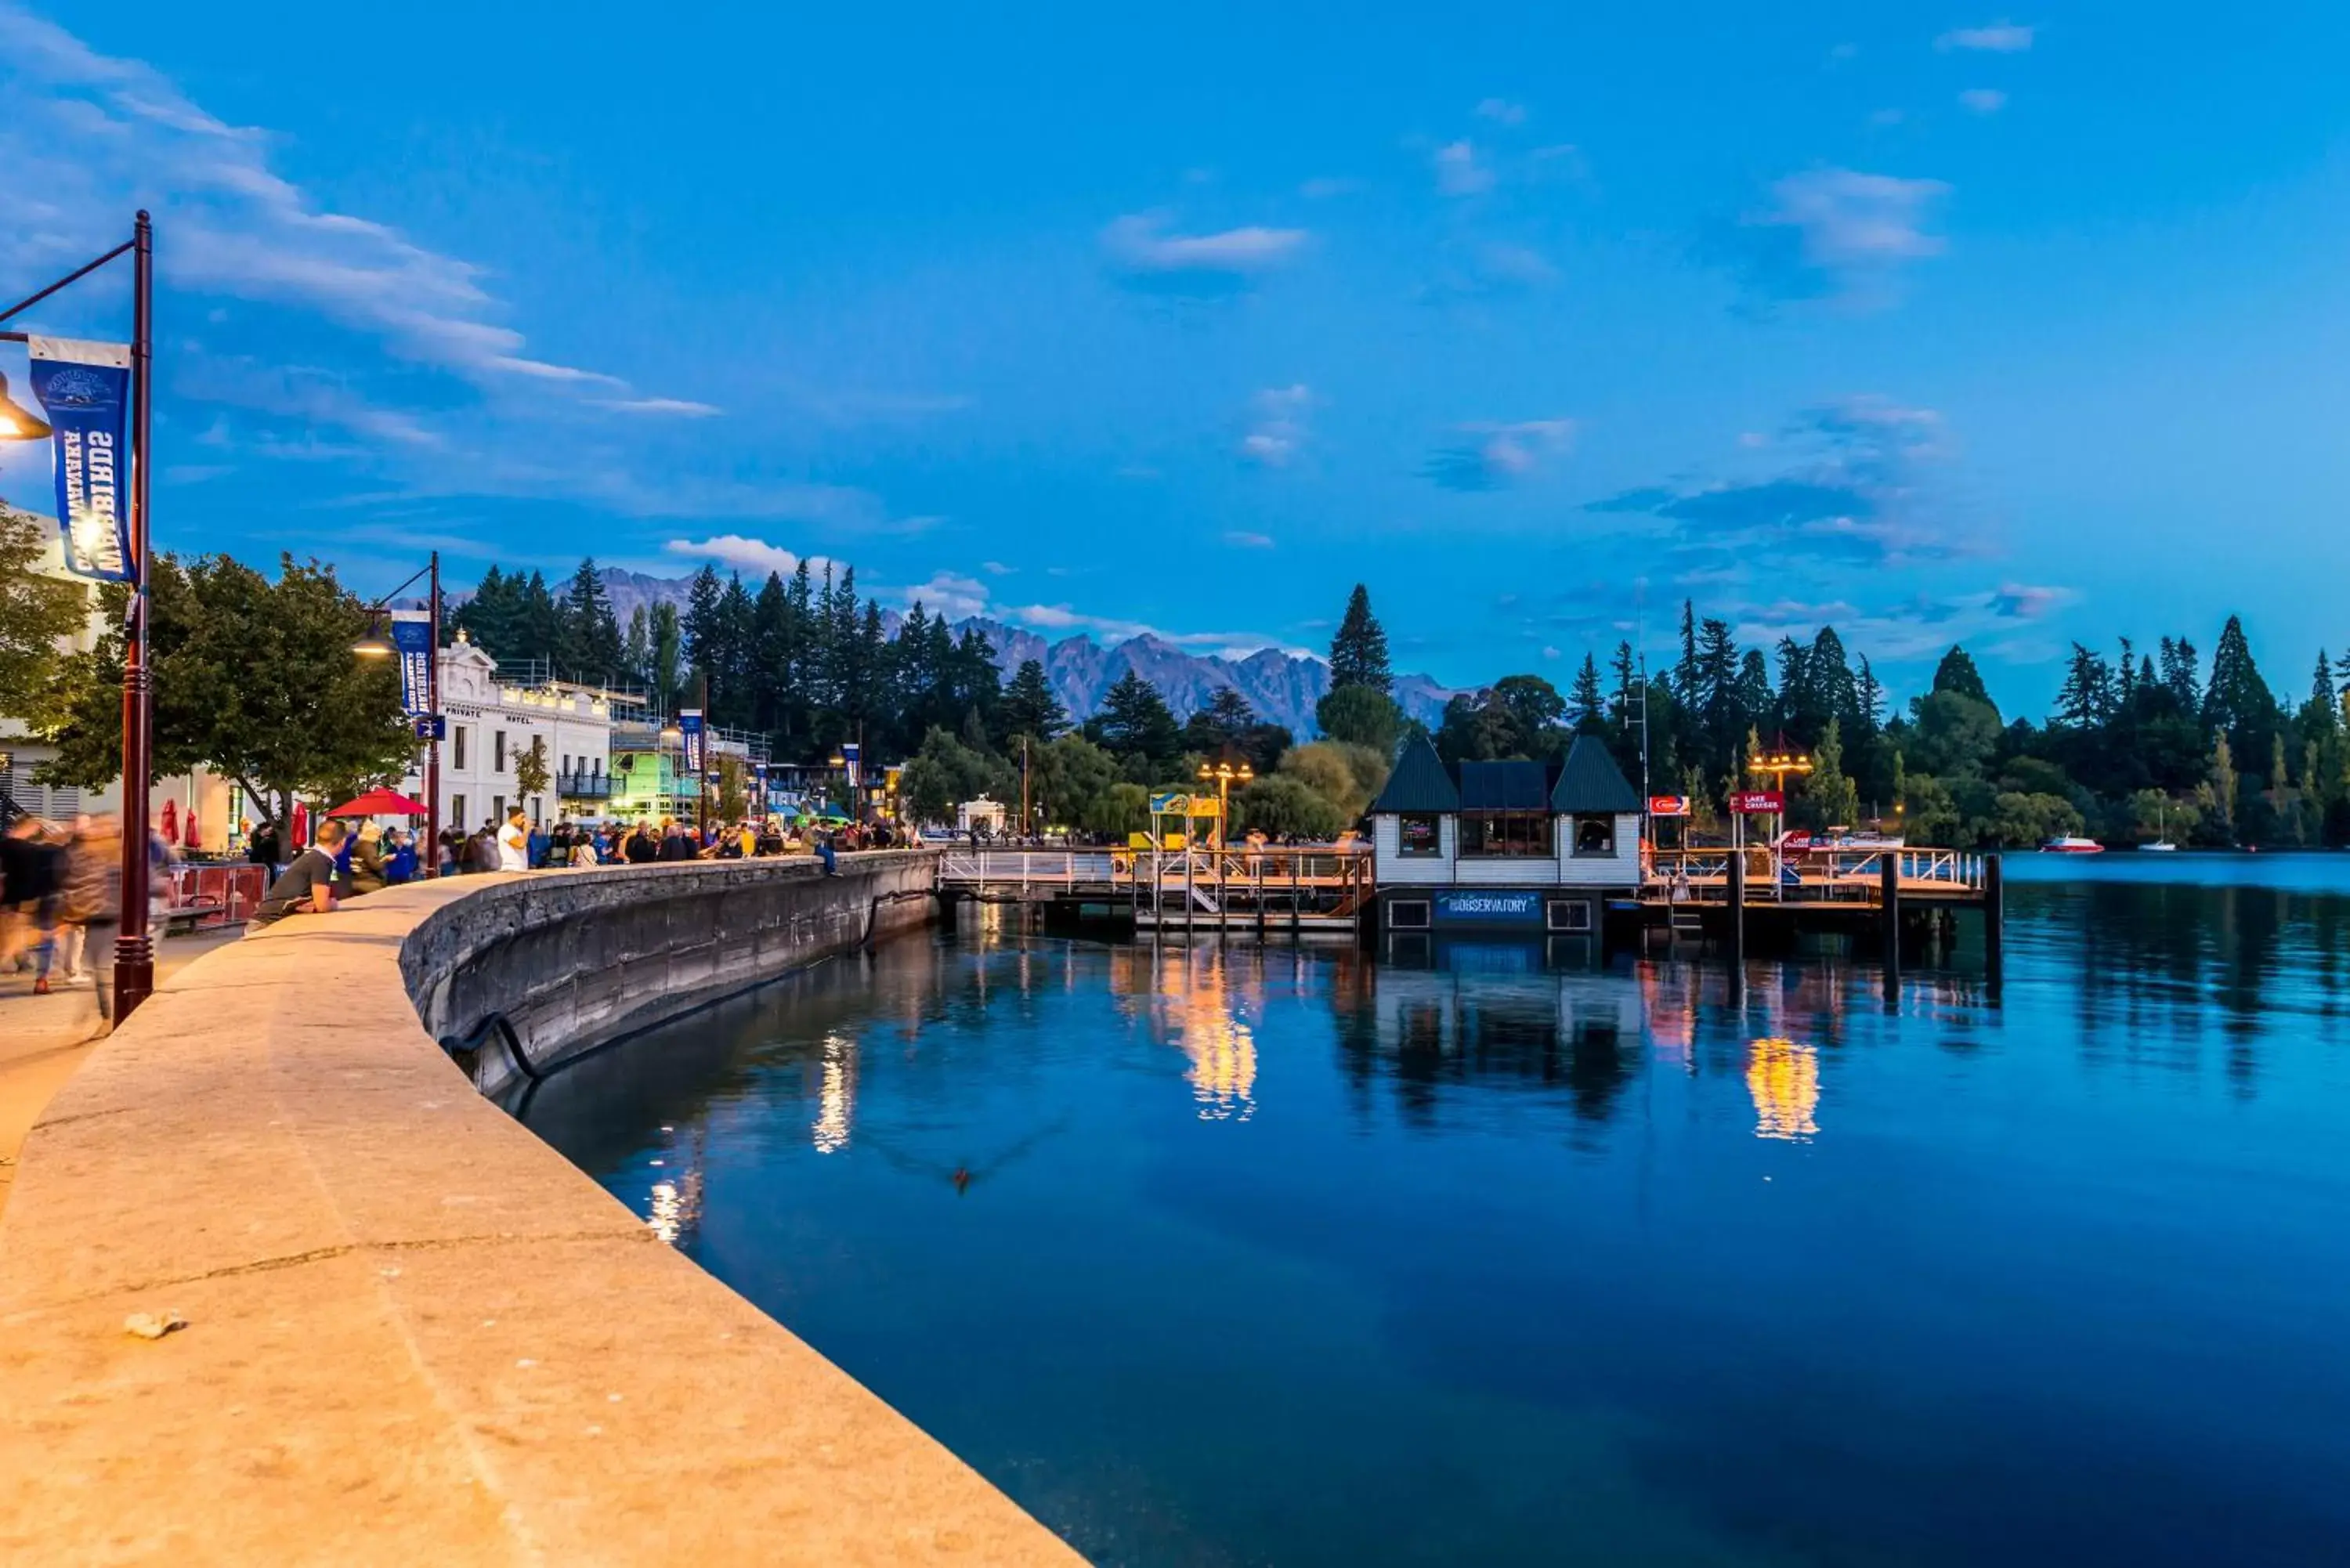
[
  {"x1": 1728, "y1": 790, "x2": 1784, "y2": 815},
  {"x1": 1647, "y1": 795, "x2": 1690, "y2": 817}
]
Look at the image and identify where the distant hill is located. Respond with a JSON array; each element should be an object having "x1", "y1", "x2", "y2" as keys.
[{"x1": 595, "y1": 569, "x2": 1454, "y2": 734}]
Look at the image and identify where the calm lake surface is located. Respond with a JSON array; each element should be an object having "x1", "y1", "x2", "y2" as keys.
[{"x1": 520, "y1": 854, "x2": 2350, "y2": 1566}]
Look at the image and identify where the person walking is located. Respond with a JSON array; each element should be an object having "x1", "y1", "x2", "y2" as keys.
[
  {"x1": 56, "y1": 814, "x2": 122, "y2": 1021},
  {"x1": 2, "y1": 815, "x2": 49, "y2": 972}
]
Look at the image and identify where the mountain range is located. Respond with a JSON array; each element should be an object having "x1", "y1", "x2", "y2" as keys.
[{"x1": 599, "y1": 569, "x2": 1454, "y2": 735}]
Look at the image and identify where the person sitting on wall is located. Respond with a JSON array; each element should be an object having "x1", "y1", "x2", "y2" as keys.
[
  {"x1": 816, "y1": 833, "x2": 837, "y2": 876},
  {"x1": 248, "y1": 821, "x2": 349, "y2": 930}
]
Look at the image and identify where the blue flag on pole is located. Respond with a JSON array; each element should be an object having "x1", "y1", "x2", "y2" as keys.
[
  {"x1": 27, "y1": 336, "x2": 133, "y2": 583},
  {"x1": 390, "y1": 619, "x2": 432, "y2": 715},
  {"x1": 680, "y1": 710, "x2": 705, "y2": 772}
]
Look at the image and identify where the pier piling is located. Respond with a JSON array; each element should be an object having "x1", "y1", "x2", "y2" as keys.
[
  {"x1": 1983, "y1": 851, "x2": 2005, "y2": 995},
  {"x1": 1726, "y1": 850, "x2": 1746, "y2": 999},
  {"x1": 1879, "y1": 851, "x2": 1902, "y2": 999}
]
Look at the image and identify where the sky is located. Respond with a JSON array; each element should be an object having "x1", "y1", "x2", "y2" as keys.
[{"x1": 3, "y1": 2, "x2": 2348, "y2": 714}]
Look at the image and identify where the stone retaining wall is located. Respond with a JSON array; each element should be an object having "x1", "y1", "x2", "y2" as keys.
[{"x1": 0, "y1": 854, "x2": 1080, "y2": 1566}]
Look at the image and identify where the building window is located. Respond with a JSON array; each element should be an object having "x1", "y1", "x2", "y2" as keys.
[
  {"x1": 453, "y1": 726, "x2": 468, "y2": 770},
  {"x1": 452, "y1": 793, "x2": 468, "y2": 829},
  {"x1": 492, "y1": 794, "x2": 506, "y2": 825},
  {"x1": 1388, "y1": 898, "x2": 1431, "y2": 930},
  {"x1": 494, "y1": 730, "x2": 508, "y2": 771},
  {"x1": 1397, "y1": 812, "x2": 1442, "y2": 858},
  {"x1": 1460, "y1": 811, "x2": 1553, "y2": 857},
  {"x1": 1571, "y1": 815, "x2": 1616, "y2": 858},
  {"x1": 1547, "y1": 898, "x2": 1593, "y2": 933}
]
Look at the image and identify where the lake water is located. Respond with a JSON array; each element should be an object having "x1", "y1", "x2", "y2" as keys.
[{"x1": 519, "y1": 854, "x2": 2350, "y2": 1566}]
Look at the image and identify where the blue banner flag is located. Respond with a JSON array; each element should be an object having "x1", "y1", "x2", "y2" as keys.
[
  {"x1": 389, "y1": 618, "x2": 432, "y2": 715},
  {"x1": 28, "y1": 337, "x2": 134, "y2": 582},
  {"x1": 680, "y1": 710, "x2": 705, "y2": 772}
]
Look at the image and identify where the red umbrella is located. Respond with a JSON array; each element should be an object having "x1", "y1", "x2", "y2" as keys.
[
  {"x1": 160, "y1": 800, "x2": 178, "y2": 840},
  {"x1": 183, "y1": 807, "x2": 201, "y2": 848},
  {"x1": 291, "y1": 802, "x2": 309, "y2": 848},
  {"x1": 328, "y1": 787, "x2": 430, "y2": 818}
]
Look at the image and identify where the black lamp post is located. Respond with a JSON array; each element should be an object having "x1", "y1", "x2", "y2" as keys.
[{"x1": 0, "y1": 213, "x2": 156, "y2": 1022}]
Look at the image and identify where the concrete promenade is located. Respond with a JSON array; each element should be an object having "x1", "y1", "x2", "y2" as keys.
[{"x1": 0, "y1": 858, "x2": 1082, "y2": 1566}]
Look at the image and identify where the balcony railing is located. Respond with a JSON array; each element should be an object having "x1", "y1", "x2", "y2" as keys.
[{"x1": 558, "y1": 771, "x2": 612, "y2": 800}]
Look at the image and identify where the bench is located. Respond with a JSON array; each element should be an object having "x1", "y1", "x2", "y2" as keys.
[{"x1": 162, "y1": 899, "x2": 224, "y2": 935}]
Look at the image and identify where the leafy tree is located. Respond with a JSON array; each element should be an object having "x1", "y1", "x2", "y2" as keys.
[
  {"x1": 2210, "y1": 731, "x2": 2238, "y2": 840},
  {"x1": 1031, "y1": 734, "x2": 1119, "y2": 830},
  {"x1": 1279, "y1": 741, "x2": 1386, "y2": 822},
  {"x1": 899, "y1": 726, "x2": 1011, "y2": 824},
  {"x1": 38, "y1": 553, "x2": 415, "y2": 833},
  {"x1": 1315, "y1": 683, "x2": 1404, "y2": 753},
  {"x1": 1327, "y1": 583, "x2": 1391, "y2": 693},
  {"x1": 1235, "y1": 774, "x2": 1346, "y2": 839},
  {"x1": 514, "y1": 736, "x2": 551, "y2": 803},
  {"x1": 0, "y1": 505, "x2": 89, "y2": 725},
  {"x1": 1800, "y1": 717, "x2": 1860, "y2": 830},
  {"x1": 1909, "y1": 690, "x2": 2001, "y2": 779}
]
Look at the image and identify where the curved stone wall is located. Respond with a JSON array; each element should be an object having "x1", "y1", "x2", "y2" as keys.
[{"x1": 0, "y1": 855, "x2": 1080, "y2": 1566}]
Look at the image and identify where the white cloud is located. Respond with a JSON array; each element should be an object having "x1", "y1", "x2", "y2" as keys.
[
  {"x1": 1224, "y1": 531, "x2": 1275, "y2": 549},
  {"x1": 1474, "y1": 98, "x2": 1528, "y2": 126},
  {"x1": 1958, "y1": 88, "x2": 2008, "y2": 114},
  {"x1": 1100, "y1": 212, "x2": 1308, "y2": 274},
  {"x1": 1936, "y1": 20, "x2": 2034, "y2": 52},
  {"x1": 1426, "y1": 418, "x2": 1577, "y2": 490},
  {"x1": 904, "y1": 571, "x2": 990, "y2": 619},
  {"x1": 1433, "y1": 140, "x2": 1495, "y2": 197},
  {"x1": 591, "y1": 397, "x2": 725, "y2": 417},
  {"x1": 981, "y1": 560, "x2": 1016, "y2": 576},
  {"x1": 663, "y1": 534, "x2": 813, "y2": 577},
  {"x1": 1239, "y1": 384, "x2": 1311, "y2": 468},
  {"x1": 1005, "y1": 602, "x2": 1292, "y2": 656},
  {"x1": 1747, "y1": 168, "x2": 1950, "y2": 303}
]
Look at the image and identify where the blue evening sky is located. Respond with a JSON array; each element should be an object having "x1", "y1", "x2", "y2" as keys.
[{"x1": 4, "y1": 2, "x2": 2346, "y2": 710}]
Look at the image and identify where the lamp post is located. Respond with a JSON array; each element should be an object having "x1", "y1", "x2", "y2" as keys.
[
  {"x1": 350, "y1": 551, "x2": 442, "y2": 875},
  {"x1": 0, "y1": 212, "x2": 155, "y2": 1021},
  {"x1": 1746, "y1": 741, "x2": 1813, "y2": 884},
  {"x1": 1195, "y1": 761, "x2": 1252, "y2": 850}
]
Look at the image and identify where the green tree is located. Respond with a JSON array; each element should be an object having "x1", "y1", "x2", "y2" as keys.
[
  {"x1": 2209, "y1": 731, "x2": 2238, "y2": 841},
  {"x1": 1327, "y1": 583, "x2": 1392, "y2": 693},
  {"x1": 1315, "y1": 682, "x2": 1405, "y2": 753},
  {"x1": 1278, "y1": 741, "x2": 1387, "y2": 822},
  {"x1": 998, "y1": 658, "x2": 1068, "y2": 744},
  {"x1": 1031, "y1": 733, "x2": 1119, "y2": 830},
  {"x1": 1181, "y1": 687, "x2": 1257, "y2": 757},
  {"x1": 1931, "y1": 645, "x2": 1991, "y2": 706},
  {"x1": 2201, "y1": 614, "x2": 2279, "y2": 779},
  {"x1": 1235, "y1": 774, "x2": 1347, "y2": 839},
  {"x1": 649, "y1": 602, "x2": 682, "y2": 712},
  {"x1": 555, "y1": 558, "x2": 623, "y2": 681},
  {"x1": 1086, "y1": 670, "x2": 1182, "y2": 764},
  {"x1": 38, "y1": 553, "x2": 415, "y2": 833},
  {"x1": 514, "y1": 735, "x2": 551, "y2": 803},
  {"x1": 0, "y1": 505, "x2": 89, "y2": 725},
  {"x1": 1569, "y1": 654, "x2": 1608, "y2": 735},
  {"x1": 1801, "y1": 717, "x2": 1861, "y2": 829},
  {"x1": 900, "y1": 726, "x2": 1013, "y2": 824}
]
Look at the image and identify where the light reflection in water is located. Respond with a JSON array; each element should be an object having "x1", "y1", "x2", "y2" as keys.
[
  {"x1": 1746, "y1": 1036, "x2": 1820, "y2": 1141},
  {"x1": 813, "y1": 1031, "x2": 858, "y2": 1152},
  {"x1": 1120, "y1": 944, "x2": 1261, "y2": 1120}
]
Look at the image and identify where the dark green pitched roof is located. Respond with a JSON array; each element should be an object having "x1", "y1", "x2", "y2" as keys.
[
  {"x1": 1370, "y1": 735, "x2": 1459, "y2": 812},
  {"x1": 1550, "y1": 734, "x2": 1642, "y2": 814},
  {"x1": 1458, "y1": 760, "x2": 1551, "y2": 810}
]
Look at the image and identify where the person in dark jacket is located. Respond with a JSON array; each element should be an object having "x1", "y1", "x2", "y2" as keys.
[
  {"x1": 656, "y1": 822, "x2": 696, "y2": 862},
  {"x1": 624, "y1": 822, "x2": 660, "y2": 864}
]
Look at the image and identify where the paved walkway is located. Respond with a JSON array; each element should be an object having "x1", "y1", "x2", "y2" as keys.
[{"x1": 0, "y1": 928, "x2": 241, "y2": 1219}]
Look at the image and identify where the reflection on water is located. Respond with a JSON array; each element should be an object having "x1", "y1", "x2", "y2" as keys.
[
  {"x1": 1744, "y1": 1038, "x2": 1820, "y2": 1142},
  {"x1": 519, "y1": 858, "x2": 2350, "y2": 1568}
]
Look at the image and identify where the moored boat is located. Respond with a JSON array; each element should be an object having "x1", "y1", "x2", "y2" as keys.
[{"x1": 2041, "y1": 835, "x2": 2105, "y2": 854}]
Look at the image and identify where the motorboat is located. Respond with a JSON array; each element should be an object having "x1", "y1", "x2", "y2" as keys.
[{"x1": 2041, "y1": 835, "x2": 2105, "y2": 854}]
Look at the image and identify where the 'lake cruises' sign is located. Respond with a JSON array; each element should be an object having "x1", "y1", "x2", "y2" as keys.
[{"x1": 1729, "y1": 790, "x2": 1784, "y2": 815}]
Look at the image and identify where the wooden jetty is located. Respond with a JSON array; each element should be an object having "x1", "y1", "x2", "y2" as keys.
[{"x1": 935, "y1": 847, "x2": 1372, "y2": 934}]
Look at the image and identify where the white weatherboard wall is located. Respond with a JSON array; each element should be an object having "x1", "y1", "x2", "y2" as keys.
[
  {"x1": 1371, "y1": 812, "x2": 1455, "y2": 885},
  {"x1": 1556, "y1": 812, "x2": 1642, "y2": 887}
]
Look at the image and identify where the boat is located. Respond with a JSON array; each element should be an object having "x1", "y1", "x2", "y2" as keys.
[
  {"x1": 2146, "y1": 802, "x2": 2178, "y2": 852},
  {"x1": 2041, "y1": 835, "x2": 2105, "y2": 854}
]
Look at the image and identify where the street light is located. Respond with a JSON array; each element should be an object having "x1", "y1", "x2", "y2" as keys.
[
  {"x1": 0, "y1": 371, "x2": 51, "y2": 440},
  {"x1": 0, "y1": 212, "x2": 155, "y2": 1021},
  {"x1": 1195, "y1": 760, "x2": 1253, "y2": 849},
  {"x1": 350, "y1": 613, "x2": 394, "y2": 658}
]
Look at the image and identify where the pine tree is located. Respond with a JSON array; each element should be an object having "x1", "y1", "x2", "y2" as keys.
[
  {"x1": 515, "y1": 571, "x2": 559, "y2": 669},
  {"x1": 1676, "y1": 599, "x2": 1700, "y2": 706},
  {"x1": 2202, "y1": 614, "x2": 2278, "y2": 774},
  {"x1": 1570, "y1": 653, "x2": 1607, "y2": 735},
  {"x1": 1000, "y1": 659, "x2": 1068, "y2": 742},
  {"x1": 555, "y1": 558, "x2": 622, "y2": 681},
  {"x1": 649, "y1": 602, "x2": 682, "y2": 713},
  {"x1": 682, "y1": 565, "x2": 726, "y2": 706},
  {"x1": 1180, "y1": 686, "x2": 1258, "y2": 757},
  {"x1": 1805, "y1": 717, "x2": 1861, "y2": 829},
  {"x1": 2304, "y1": 650, "x2": 2339, "y2": 738},
  {"x1": 621, "y1": 605, "x2": 652, "y2": 687},
  {"x1": 454, "y1": 564, "x2": 519, "y2": 656},
  {"x1": 2056, "y1": 642, "x2": 2116, "y2": 728},
  {"x1": 1810, "y1": 627, "x2": 1859, "y2": 737},
  {"x1": 2159, "y1": 636, "x2": 2201, "y2": 710},
  {"x1": 1328, "y1": 584, "x2": 1392, "y2": 693},
  {"x1": 1088, "y1": 670, "x2": 1182, "y2": 764},
  {"x1": 1931, "y1": 645, "x2": 1988, "y2": 703},
  {"x1": 1856, "y1": 656, "x2": 1883, "y2": 736}
]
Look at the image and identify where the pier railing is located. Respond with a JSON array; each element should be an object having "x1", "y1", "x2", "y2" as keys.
[{"x1": 1646, "y1": 846, "x2": 1985, "y2": 901}]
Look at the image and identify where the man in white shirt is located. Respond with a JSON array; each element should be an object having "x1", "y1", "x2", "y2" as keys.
[{"x1": 498, "y1": 807, "x2": 530, "y2": 873}]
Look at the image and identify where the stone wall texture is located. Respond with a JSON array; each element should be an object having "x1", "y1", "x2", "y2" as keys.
[{"x1": 0, "y1": 854, "x2": 1082, "y2": 1566}]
